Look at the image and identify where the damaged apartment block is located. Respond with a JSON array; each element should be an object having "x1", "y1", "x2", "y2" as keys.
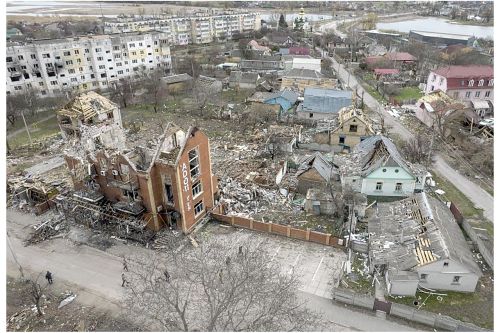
[{"x1": 61, "y1": 92, "x2": 218, "y2": 234}]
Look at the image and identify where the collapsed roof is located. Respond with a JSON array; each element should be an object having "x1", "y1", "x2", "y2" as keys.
[
  {"x1": 57, "y1": 91, "x2": 118, "y2": 122},
  {"x1": 369, "y1": 192, "x2": 482, "y2": 276}
]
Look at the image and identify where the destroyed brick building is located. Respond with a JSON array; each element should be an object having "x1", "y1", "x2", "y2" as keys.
[
  {"x1": 56, "y1": 91, "x2": 123, "y2": 139},
  {"x1": 61, "y1": 94, "x2": 218, "y2": 233}
]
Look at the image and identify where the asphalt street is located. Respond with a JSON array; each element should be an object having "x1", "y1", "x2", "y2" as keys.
[{"x1": 7, "y1": 209, "x2": 417, "y2": 331}]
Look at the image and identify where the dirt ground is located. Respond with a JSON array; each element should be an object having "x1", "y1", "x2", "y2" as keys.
[{"x1": 6, "y1": 276, "x2": 139, "y2": 332}]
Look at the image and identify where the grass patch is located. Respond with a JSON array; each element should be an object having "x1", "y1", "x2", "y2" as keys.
[
  {"x1": 344, "y1": 253, "x2": 373, "y2": 295},
  {"x1": 394, "y1": 86, "x2": 423, "y2": 103},
  {"x1": 7, "y1": 116, "x2": 60, "y2": 149},
  {"x1": 388, "y1": 287, "x2": 493, "y2": 330},
  {"x1": 7, "y1": 110, "x2": 55, "y2": 133},
  {"x1": 363, "y1": 83, "x2": 386, "y2": 103},
  {"x1": 430, "y1": 172, "x2": 483, "y2": 218}
]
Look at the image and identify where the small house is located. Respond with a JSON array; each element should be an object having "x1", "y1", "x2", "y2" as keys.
[
  {"x1": 369, "y1": 192, "x2": 482, "y2": 295},
  {"x1": 296, "y1": 152, "x2": 339, "y2": 195},
  {"x1": 314, "y1": 106, "x2": 375, "y2": 150},
  {"x1": 281, "y1": 68, "x2": 338, "y2": 93},
  {"x1": 161, "y1": 73, "x2": 193, "y2": 93},
  {"x1": 415, "y1": 90, "x2": 466, "y2": 128},
  {"x1": 296, "y1": 88, "x2": 352, "y2": 120},
  {"x1": 338, "y1": 135, "x2": 430, "y2": 197},
  {"x1": 304, "y1": 189, "x2": 336, "y2": 215},
  {"x1": 229, "y1": 71, "x2": 260, "y2": 90}
]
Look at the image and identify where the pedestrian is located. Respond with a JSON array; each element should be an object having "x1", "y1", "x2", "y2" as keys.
[
  {"x1": 45, "y1": 271, "x2": 53, "y2": 284},
  {"x1": 122, "y1": 257, "x2": 128, "y2": 272},
  {"x1": 226, "y1": 256, "x2": 231, "y2": 266},
  {"x1": 164, "y1": 270, "x2": 170, "y2": 283},
  {"x1": 238, "y1": 245, "x2": 243, "y2": 256},
  {"x1": 121, "y1": 273, "x2": 128, "y2": 287}
]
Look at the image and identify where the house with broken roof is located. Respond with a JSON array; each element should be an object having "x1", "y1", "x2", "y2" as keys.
[
  {"x1": 369, "y1": 192, "x2": 482, "y2": 295},
  {"x1": 296, "y1": 152, "x2": 339, "y2": 195},
  {"x1": 64, "y1": 122, "x2": 218, "y2": 234},
  {"x1": 314, "y1": 106, "x2": 376, "y2": 151},
  {"x1": 281, "y1": 68, "x2": 338, "y2": 93},
  {"x1": 56, "y1": 91, "x2": 122, "y2": 139},
  {"x1": 337, "y1": 136, "x2": 429, "y2": 197},
  {"x1": 296, "y1": 88, "x2": 352, "y2": 121},
  {"x1": 265, "y1": 124, "x2": 302, "y2": 155},
  {"x1": 415, "y1": 90, "x2": 467, "y2": 129},
  {"x1": 228, "y1": 71, "x2": 260, "y2": 90},
  {"x1": 247, "y1": 39, "x2": 271, "y2": 55},
  {"x1": 161, "y1": 73, "x2": 193, "y2": 93}
]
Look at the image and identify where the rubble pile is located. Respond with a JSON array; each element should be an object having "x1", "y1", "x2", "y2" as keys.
[
  {"x1": 218, "y1": 177, "x2": 297, "y2": 218},
  {"x1": 25, "y1": 216, "x2": 68, "y2": 245}
]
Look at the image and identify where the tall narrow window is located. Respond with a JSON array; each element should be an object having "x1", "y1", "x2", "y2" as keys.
[
  {"x1": 189, "y1": 148, "x2": 200, "y2": 179},
  {"x1": 375, "y1": 182, "x2": 383, "y2": 191},
  {"x1": 395, "y1": 183, "x2": 402, "y2": 192},
  {"x1": 194, "y1": 200, "x2": 204, "y2": 216},
  {"x1": 192, "y1": 180, "x2": 203, "y2": 197}
]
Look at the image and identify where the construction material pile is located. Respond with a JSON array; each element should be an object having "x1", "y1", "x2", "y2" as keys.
[{"x1": 25, "y1": 216, "x2": 68, "y2": 245}]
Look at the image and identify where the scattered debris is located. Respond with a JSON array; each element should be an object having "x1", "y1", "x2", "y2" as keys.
[{"x1": 58, "y1": 294, "x2": 77, "y2": 309}]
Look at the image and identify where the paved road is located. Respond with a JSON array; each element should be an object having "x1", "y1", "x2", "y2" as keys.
[
  {"x1": 7, "y1": 209, "x2": 417, "y2": 332},
  {"x1": 434, "y1": 155, "x2": 494, "y2": 222},
  {"x1": 316, "y1": 40, "x2": 494, "y2": 224},
  {"x1": 299, "y1": 292, "x2": 416, "y2": 332}
]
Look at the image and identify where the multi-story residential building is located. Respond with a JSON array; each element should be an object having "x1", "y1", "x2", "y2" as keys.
[
  {"x1": 104, "y1": 12, "x2": 261, "y2": 45},
  {"x1": 425, "y1": 65, "x2": 494, "y2": 102},
  {"x1": 6, "y1": 31, "x2": 172, "y2": 97}
]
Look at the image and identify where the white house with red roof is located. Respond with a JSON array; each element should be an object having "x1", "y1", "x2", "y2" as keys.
[{"x1": 425, "y1": 65, "x2": 494, "y2": 102}]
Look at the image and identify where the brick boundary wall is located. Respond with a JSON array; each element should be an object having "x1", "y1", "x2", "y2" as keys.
[{"x1": 211, "y1": 212, "x2": 345, "y2": 249}]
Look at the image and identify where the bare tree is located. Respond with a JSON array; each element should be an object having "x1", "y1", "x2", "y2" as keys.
[
  {"x1": 144, "y1": 68, "x2": 168, "y2": 113},
  {"x1": 29, "y1": 273, "x2": 48, "y2": 316},
  {"x1": 192, "y1": 79, "x2": 218, "y2": 117},
  {"x1": 110, "y1": 78, "x2": 134, "y2": 108},
  {"x1": 124, "y1": 238, "x2": 321, "y2": 331},
  {"x1": 265, "y1": 135, "x2": 283, "y2": 160},
  {"x1": 401, "y1": 134, "x2": 433, "y2": 165}
]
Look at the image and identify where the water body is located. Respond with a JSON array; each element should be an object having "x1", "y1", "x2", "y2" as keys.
[
  {"x1": 260, "y1": 13, "x2": 332, "y2": 22},
  {"x1": 377, "y1": 17, "x2": 493, "y2": 39}
]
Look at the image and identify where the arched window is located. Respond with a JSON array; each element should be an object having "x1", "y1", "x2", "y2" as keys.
[
  {"x1": 478, "y1": 79, "x2": 484, "y2": 86},
  {"x1": 468, "y1": 79, "x2": 474, "y2": 87},
  {"x1": 488, "y1": 79, "x2": 494, "y2": 86}
]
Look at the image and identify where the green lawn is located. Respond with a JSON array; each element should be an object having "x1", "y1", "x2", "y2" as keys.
[
  {"x1": 7, "y1": 110, "x2": 55, "y2": 133},
  {"x1": 388, "y1": 286, "x2": 493, "y2": 330},
  {"x1": 7, "y1": 115, "x2": 60, "y2": 149},
  {"x1": 430, "y1": 172, "x2": 483, "y2": 218},
  {"x1": 394, "y1": 87, "x2": 423, "y2": 103}
]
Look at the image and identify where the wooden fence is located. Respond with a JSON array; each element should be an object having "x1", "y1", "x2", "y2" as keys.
[{"x1": 211, "y1": 211, "x2": 345, "y2": 249}]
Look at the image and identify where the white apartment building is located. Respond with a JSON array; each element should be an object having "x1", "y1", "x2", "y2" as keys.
[
  {"x1": 6, "y1": 31, "x2": 172, "y2": 97},
  {"x1": 104, "y1": 13, "x2": 261, "y2": 45}
]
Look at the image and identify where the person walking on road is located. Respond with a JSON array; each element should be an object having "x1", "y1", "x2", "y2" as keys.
[
  {"x1": 45, "y1": 271, "x2": 53, "y2": 284},
  {"x1": 121, "y1": 273, "x2": 128, "y2": 287},
  {"x1": 122, "y1": 257, "x2": 128, "y2": 272}
]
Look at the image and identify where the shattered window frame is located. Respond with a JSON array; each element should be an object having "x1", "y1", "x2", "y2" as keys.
[{"x1": 188, "y1": 148, "x2": 200, "y2": 179}]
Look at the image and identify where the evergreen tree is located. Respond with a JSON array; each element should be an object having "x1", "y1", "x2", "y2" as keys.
[{"x1": 278, "y1": 14, "x2": 288, "y2": 29}]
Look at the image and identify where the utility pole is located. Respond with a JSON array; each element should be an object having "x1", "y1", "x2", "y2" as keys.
[
  {"x1": 21, "y1": 110, "x2": 33, "y2": 145},
  {"x1": 7, "y1": 232, "x2": 24, "y2": 278},
  {"x1": 427, "y1": 125, "x2": 436, "y2": 167}
]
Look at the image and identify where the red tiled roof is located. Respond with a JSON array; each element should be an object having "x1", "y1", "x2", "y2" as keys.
[
  {"x1": 384, "y1": 52, "x2": 416, "y2": 62},
  {"x1": 365, "y1": 56, "x2": 384, "y2": 65},
  {"x1": 433, "y1": 65, "x2": 494, "y2": 79},
  {"x1": 374, "y1": 68, "x2": 399, "y2": 75},
  {"x1": 289, "y1": 47, "x2": 310, "y2": 55}
]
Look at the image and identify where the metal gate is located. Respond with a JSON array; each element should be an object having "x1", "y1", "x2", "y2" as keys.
[{"x1": 373, "y1": 299, "x2": 392, "y2": 314}]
